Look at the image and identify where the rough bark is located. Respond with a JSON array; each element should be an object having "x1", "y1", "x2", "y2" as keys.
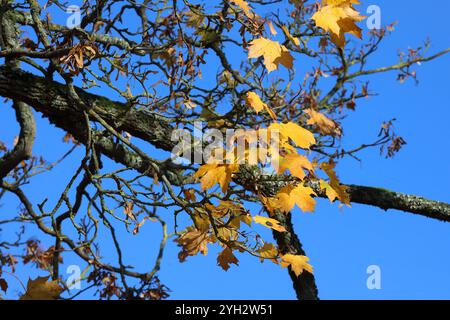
[
  {"x1": 0, "y1": 3, "x2": 36, "y2": 180},
  {"x1": 272, "y1": 211, "x2": 319, "y2": 300},
  {"x1": 0, "y1": 100, "x2": 35, "y2": 180}
]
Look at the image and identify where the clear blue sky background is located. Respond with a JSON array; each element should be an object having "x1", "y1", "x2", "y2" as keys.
[{"x1": 1, "y1": 0, "x2": 450, "y2": 299}]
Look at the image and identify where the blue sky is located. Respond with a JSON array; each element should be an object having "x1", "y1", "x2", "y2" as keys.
[{"x1": 1, "y1": 0, "x2": 450, "y2": 299}]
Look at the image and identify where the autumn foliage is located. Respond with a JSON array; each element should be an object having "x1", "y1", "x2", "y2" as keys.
[{"x1": 0, "y1": 0, "x2": 448, "y2": 300}]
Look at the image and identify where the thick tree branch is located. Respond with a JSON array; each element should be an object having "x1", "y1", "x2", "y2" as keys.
[
  {"x1": 0, "y1": 67, "x2": 449, "y2": 218},
  {"x1": 0, "y1": 66, "x2": 175, "y2": 152},
  {"x1": 272, "y1": 211, "x2": 319, "y2": 300},
  {"x1": 0, "y1": 3, "x2": 36, "y2": 180},
  {"x1": 0, "y1": 101, "x2": 35, "y2": 180},
  {"x1": 341, "y1": 184, "x2": 450, "y2": 222}
]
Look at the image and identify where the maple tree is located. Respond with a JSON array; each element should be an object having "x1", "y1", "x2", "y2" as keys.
[{"x1": 0, "y1": 0, "x2": 449, "y2": 300}]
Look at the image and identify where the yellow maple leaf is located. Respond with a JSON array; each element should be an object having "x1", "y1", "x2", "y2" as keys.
[
  {"x1": 305, "y1": 108, "x2": 341, "y2": 136},
  {"x1": 269, "y1": 122, "x2": 316, "y2": 150},
  {"x1": 320, "y1": 160, "x2": 350, "y2": 205},
  {"x1": 194, "y1": 163, "x2": 239, "y2": 193},
  {"x1": 278, "y1": 153, "x2": 313, "y2": 180},
  {"x1": 253, "y1": 215, "x2": 287, "y2": 232},
  {"x1": 217, "y1": 247, "x2": 239, "y2": 271},
  {"x1": 319, "y1": 179, "x2": 339, "y2": 202},
  {"x1": 280, "y1": 254, "x2": 313, "y2": 277},
  {"x1": 271, "y1": 183, "x2": 317, "y2": 213},
  {"x1": 248, "y1": 37, "x2": 294, "y2": 73},
  {"x1": 246, "y1": 92, "x2": 277, "y2": 120},
  {"x1": 20, "y1": 276, "x2": 63, "y2": 300},
  {"x1": 311, "y1": 0, "x2": 365, "y2": 47},
  {"x1": 230, "y1": 0, "x2": 255, "y2": 19}
]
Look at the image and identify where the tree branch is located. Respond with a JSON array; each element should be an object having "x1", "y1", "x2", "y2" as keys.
[
  {"x1": 0, "y1": 101, "x2": 35, "y2": 180},
  {"x1": 1, "y1": 66, "x2": 450, "y2": 300},
  {"x1": 342, "y1": 184, "x2": 450, "y2": 222},
  {"x1": 272, "y1": 211, "x2": 319, "y2": 300}
]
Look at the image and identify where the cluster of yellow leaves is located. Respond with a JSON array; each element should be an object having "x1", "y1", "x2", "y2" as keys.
[
  {"x1": 177, "y1": 197, "x2": 315, "y2": 277},
  {"x1": 185, "y1": 10, "x2": 205, "y2": 29},
  {"x1": 193, "y1": 120, "x2": 316, "y2": 195},
  {"x1": 176, "y1": 200, "x2": 253, "y2": 267},
  {"x1": 240, "y1": 0, "x2": 365, "y2": 76},
  {"x1": 20, "y1": 276, "x2": 63, "y2": 300},
  {"x1": 268, "y1": 184, "x2": 317, "y2": 213},
  {"x1": 186, "y1": 0, "x2": 362, "y2": 280},
  {"x1": 244, "y1": 1, "x2": 365, "y2": 75},
  {"x1": 312, "y1": 0, "x2": 366, "y2": 47}
]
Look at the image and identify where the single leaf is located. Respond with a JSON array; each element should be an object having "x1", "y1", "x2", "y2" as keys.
[
  {"x1": 20, "y1": 276, "x2": 63, "y2": 300},
  {"x1": 320, "y1": 160, "x2": 350, "y2": 205},
  {"x1": 175, "y1": 227, "x2": 212, "y2": 262},
  {"x1": 320, "y1": 179, "x2": 339, "y2": 202},
  {"x1": 183, "y1": 189, "x2": 197, "y2": 202},
  {"x1": 305, "y1": 108, "x2": 341, "y2": 136},
  {"x1": 278, "y1": 153, "x2": 313, "y2": 180},
  {"x1": 246, "y1": 92, "x2": 264, "y2": 113},
  {"x1": 248, "y1": 37, "x2": 294, "y2": 73},
  {"x1": 0, "y1": 278, "x2": 7, "y2": 293},
  {"x1": 311, "y1": 0, "x2": 365, "y2": 47},
  {"x1": 280, "y1": 254, "x2": 313, "y2": 277},
  {"x1": 217, "y1": 247, "x2": 239, "y2": 271},
  {"x1": 246, "y1": 92, "x2": 277, "y2": 120},
  {"x1": 267, "y1": 21, "x2": 278, "y2": 35},
  {"x1": 269, "y1": 122, "x2": 316, "y2": 149},
  {"x1": 253, "y1": 215, "x2": 287, "y2": 232},
  {"x1": 230, "y1": 0, "x2": 255, "y2": 18}
]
